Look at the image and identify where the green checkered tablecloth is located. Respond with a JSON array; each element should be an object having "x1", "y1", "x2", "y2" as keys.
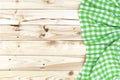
[{"x1": 77, "y1": 0, "x2": 120, "y2": 80}]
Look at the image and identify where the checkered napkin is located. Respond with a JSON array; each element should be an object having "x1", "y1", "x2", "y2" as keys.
[{"x1": 77, "y1": 0, "x2": 120, "y2": 80}]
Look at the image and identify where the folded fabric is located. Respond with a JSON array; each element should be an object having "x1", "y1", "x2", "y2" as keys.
[{"x1": 77, "y1": 0, "x2": 120, "y2": 80}]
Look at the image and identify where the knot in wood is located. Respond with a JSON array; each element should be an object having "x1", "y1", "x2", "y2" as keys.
[{"x1": 43, "y1": 0, "x2": 55, "y2": 4}]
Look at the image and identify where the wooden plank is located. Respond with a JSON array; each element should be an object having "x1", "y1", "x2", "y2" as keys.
[
  {"x1": 0, "y1": 19, "x2": 79, "y2": 26},
  {"x1": 0, "y1": 41, "x2": 86, "y2": 55},
  {"x1": 0, "y1": 25, "x2": 82, "y2": 40},
  {"x1": 0, "y1": 56, "x2": 85, "y2": 71},
  {"x1": 0, "y1": 10, "x2": 78, "y2": 19},
  {"x1": 0, "y1": 0, "x2": 81, "y2": 10},
  {"x1": 0, "y1": 10, "x2": 80, "y2": 25},
  {"x1": 17, "y1": 10, "x2": 78, "y2": 18},
  {"x1": 0, "y1": 71, "x2": 80, "y2": 80}
]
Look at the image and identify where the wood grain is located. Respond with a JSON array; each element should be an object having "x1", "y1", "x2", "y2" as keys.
[
  {"x1": 0, "y1": 56, "x2": 85, "y2": 71},
  {"x1": 0, "y1": 0, "x2": 81, "y2": 10},
  {"x1": 0, "y1": 10, "x2": 80, "y2": 25},
  {"x1": 0, "y1": 25, "x2": 82, "y2": 40},
  {"x1": 0, "y1": 0, "x2": 83, "y2": 79},
  {"x1": 0, "y1": 41, "x2": 86, "y2": 55},
  {"x1": 0, "y1": 71, "x2": 80, "y2": 80}
]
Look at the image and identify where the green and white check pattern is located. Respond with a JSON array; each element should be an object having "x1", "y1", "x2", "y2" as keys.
[{"x1": 77, "y1": 0, "x2": 120, "y2": 80}]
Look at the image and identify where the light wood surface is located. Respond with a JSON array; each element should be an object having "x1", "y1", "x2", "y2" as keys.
[
  {"x1": 0, "y1": 71, "x2": 80, "y2": 80},
  {"x1": 0, "y1": 56, "x2": 84, "y2": 71},
  {"x1": 0, "y1": 41, "x2": 86, "y2": 55},
  {"x1": 0, "y1": 0, "x2": 84, "y2": 80},
  {"x1": 0, "y1": 0, "x2": 81, "y2": 10},
  {"x1": 0, "y1": 10, "x2": 79, "y2": 25},
  {"x1": 0, "y1": 25, "x2": 82, "y2": 40}
]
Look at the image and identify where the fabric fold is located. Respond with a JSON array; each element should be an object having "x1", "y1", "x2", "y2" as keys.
[{"x1": 77, "y1": 0, "x2": 120, "y2": 80}]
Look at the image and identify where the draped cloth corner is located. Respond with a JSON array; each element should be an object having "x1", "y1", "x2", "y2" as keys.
[{"x1": 77, "y1": 0, "x2": 120, "y2": 80}]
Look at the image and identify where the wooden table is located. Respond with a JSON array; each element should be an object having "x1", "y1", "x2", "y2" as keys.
[{"x1": 0, "y1": 0, "x2": 86, "y2": 80}]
